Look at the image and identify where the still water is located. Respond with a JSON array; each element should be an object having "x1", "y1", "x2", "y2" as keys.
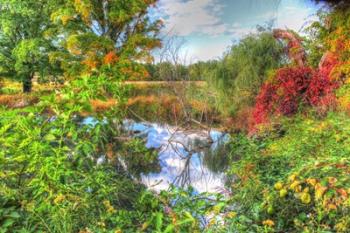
[
  {"x1": 82, "y1": 117, "x2": 231, "y2": 194},
  {"x1": 123, "y1": 120, "x2": 231, "y2": 194}
]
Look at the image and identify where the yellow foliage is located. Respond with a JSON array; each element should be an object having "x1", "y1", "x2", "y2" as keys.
[
  {"x1": 67, "y1": 35, "x2": 82, "y2": 55},
  {"x1": 74, "y1": 0, "x2": 92, "y2": 24}
]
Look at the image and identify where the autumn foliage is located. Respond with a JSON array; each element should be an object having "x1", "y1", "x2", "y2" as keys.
[
  {"x1": 253, "y1": 58, "x2": 341, "y2": 126},
  {"x1": 253, "y1": 67, "x2": 314, "y2": 124},
  {"x1": 253, "y1": 28, "x2": 344, "y2": 127}
]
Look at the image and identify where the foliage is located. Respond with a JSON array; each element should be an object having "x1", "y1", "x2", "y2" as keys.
[
  {"x1": 0, "y1": 64, "x2": 225, "y2": 232},
  {"x1": 253, "y1": 66, "x2": 314, "y2": 125},
  {"x1": 253, "y1": 6, "x2": 350, "y2": 128},
  {"x1": 204, "y1": 26, "x2": 284, "y2": 115},
  {"x1": 0, "y1": 0, "x2": 62, "y2": 92},
  {"x1": 51, "y1": 0, "x2": 162, "y2": 77},
  {"x1": 223, "y1": 113, "x2": 350, "y2": 232}
]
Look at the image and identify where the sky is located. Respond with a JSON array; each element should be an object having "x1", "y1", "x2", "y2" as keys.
[{"x1": 153, "y1": 0, "x2": 321, "y2": 62}]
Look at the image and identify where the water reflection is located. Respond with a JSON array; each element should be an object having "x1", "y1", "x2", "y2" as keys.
[{"x1": 123, "y1": 120, "x2": 230, "y2": 193}]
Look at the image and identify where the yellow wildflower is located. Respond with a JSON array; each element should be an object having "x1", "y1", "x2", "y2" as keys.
[
  {"x1": 54, "y1": 194, "x2": 65, "y2": 205},
  {"x1": 103, "y1": 200, "x2": 116, "y2": 214},
  {"x1": 274, "y1": 182, "x2": 283, "y2": 190},
  {"x1": 289, "y1": 174, "x2": 297, "y2": 182},
  {"x1": 290, "y1": 181, "x2": 299, "y2": 189},
  {"x1": 280, "y1": 189, "x2": 288, "y2": 198},
  {"x1": 300, "y1": 193, "x2": 311, "y2": 204},
  {"x1": 327, "y1": 204, "x2": 337, "y2": 210},
  {"x1": 226, "y1": 212, "x2": 237, "y2": 218},
  {"x1": 141, "y1": 222, "x2": 149, "y2": 231},
  {"x1": 315, "y1": 184, "x2": 327, "y2": 200},
  {"x1": 263, "y1": 219, "x2": 275, "y2": 227},
  {"x1": 335, "y1": 221, "x2": 348, "y2": 232},
  {"x1": 306, "y1": 178, "x2": 317, "y2": 186},
  {"x1": 290, "y1": 181, "x2": 302, "y2": 192}
]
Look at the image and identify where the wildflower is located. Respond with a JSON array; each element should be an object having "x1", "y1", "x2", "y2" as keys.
[
  {"x1": 300, "y1": 193, "x2": 311, "y2": 204},
  {"x1": 103, "y1": 200, "x2": 116, "y2": 214},
  {"x1": 141, "y1": 222, "x2": 149, "y2": 231},
  {"x1": 327, "y1": 203, "x2": 337, "y2": 210},
  {"x1": 274, "y1": 182, "x2": 283, "y2": 190},
  {"x1": 226, "y1": 212, "x2": 237, "y2": 218},
  {"x1": 303, "y1": 187, "x2": 310, "y2": 193},
  {"x1": 290, "y1": 181, "x2": 301, "y2": 192},
  {"x1": 289, "y1": 174, "x2": 297, "y2": 182},
  {"x1": 263, "y1": 219, "x2": 275, "y2": 227},
  {"x1": 306, "y1": 178, "x2": 317, "y2": 186},
  {"x1": 315, "y1": 184, "x2": 327, "y2": 200},
  {"x1": 280, "y1": 189, "x2": 288, "y2": 198},
  {"x1": 335, "y1": 221, "x2": 348, "y2": 232},
  {"x1": 54, "y1": 194, "x2": 65, "y2": 205}
]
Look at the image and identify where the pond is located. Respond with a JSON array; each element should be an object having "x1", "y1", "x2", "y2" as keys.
[
  {"x1": 123, "y1": 120, "x2": 231, "y2": 194},
  {"x1": 83, "y1": 117, "x2": 231, "y2": 194}
]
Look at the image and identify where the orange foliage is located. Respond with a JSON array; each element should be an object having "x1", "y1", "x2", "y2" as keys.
[
  {"x1": 90, "y1": 99, "x2": 118, "y2": 112},
  {"x1": 227, "y1": 106, "x2": 255, "y2": 133},
  {"x1": 0, "y1": 94, "x2": 38, "y2": 108},
  {"x1": 103, "y1": 51, "x2": 119, "y2": 65}
]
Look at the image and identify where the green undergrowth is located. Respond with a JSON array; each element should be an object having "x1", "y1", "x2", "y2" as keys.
[{"x1": 223, "y1": 112, "x2": 350, "y2": 232}]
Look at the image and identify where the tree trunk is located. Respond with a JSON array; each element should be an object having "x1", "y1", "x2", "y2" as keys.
[{"x1": 22, "y1": 74, "x2": 33, "y2": 93}]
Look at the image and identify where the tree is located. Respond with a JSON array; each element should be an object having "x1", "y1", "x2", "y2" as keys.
[
  {"x1": 51, "y1": 0, "x2": 162, "y2": 76},
  {"x1": 0, "y1": 0, "x2": 61, "y2": 92},
  {"x1": 205, "y1": 27, "x2": 284, "y2": 114}
]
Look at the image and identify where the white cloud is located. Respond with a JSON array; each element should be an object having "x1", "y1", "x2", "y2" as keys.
[
  {"x1": 187, "y1": 40, "x2": 230, "y2": 62},
  {"x1": 229, "y1": 23, "x2": 256, "y2": 37},
  {"x1": 158, "y1": 0, "x2": 228, "y2": 36}
]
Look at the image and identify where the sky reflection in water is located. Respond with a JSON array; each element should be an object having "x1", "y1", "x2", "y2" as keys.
[{"x1": 123, "y1": 120, "x2": 230, "y2": 193}]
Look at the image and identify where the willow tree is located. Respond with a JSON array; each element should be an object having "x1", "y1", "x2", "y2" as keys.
[
  {"x1": 51, "y1": 0, "x2": 162, "y2": 77},
  {"x1": 205, "y1": 26, "x2": 284, "y2": 114},
  {"x1": 0, "y1": 0, "x2": 62, "y2": 92}
]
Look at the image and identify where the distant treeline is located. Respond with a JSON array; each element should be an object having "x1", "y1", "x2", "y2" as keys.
[{"x1": 144, "y1": 61, "x2": 218, "y2": 81}]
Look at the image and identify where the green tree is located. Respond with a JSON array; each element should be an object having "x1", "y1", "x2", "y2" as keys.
[
  {"x1": 0, "y1": 0, "x2": 61, "y2": 92},
  {"x1": 205, "y1": 27, "x2": 284, "y2": 115}
]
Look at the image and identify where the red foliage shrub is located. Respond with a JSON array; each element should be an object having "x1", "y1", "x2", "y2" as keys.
[
  {"x1": 253, "y1": 67, "x2": 313, "y2": 125},
  {"x1": 252, "y1": 61, "x2": 341, "y2": 127},
  {"x1": 306, "y1": 52, "x2": 339, "y2": 107}
]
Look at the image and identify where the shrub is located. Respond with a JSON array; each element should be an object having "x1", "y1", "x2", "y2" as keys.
[
  {"x1": 253, "y1": 57, "x2": 340, "y2": 127},
  {"x1": 253, "y1": 67, "x2": 314, "y2": 125}
]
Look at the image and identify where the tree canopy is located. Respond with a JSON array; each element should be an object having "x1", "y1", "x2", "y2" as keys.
[
  {"x1": 0, "y1": 0, "x2": 61, "y2": 92},
  {"x1": 51, "y1": 0, "x2": 163, "y2": 77}
]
